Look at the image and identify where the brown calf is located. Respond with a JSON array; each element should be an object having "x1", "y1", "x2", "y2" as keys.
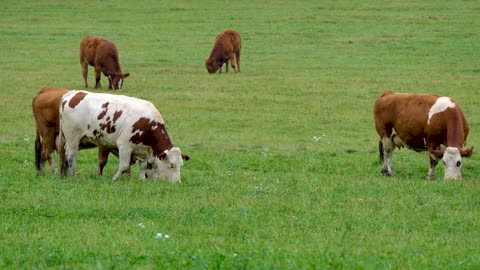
[
  {"x1": 32, "y1": 87, "x2": 126, "y2": 176},
  {"x1": 205, "y1": 29, "x2": 241, "y2": 74},
  {"x1": 80, "y1": 36, "x2": 130, "y2": 90}
]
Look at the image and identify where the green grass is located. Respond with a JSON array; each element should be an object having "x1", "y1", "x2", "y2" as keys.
[{"x1": 1, "y1": 0, "x2": 480, "y2": 268}]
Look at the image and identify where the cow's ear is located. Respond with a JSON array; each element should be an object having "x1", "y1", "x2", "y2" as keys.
[
  {"x1": 430, "y1": 149, "x2": 444, "y2": 158},
  {"x1": 123, "y1": 73, "x2": 130, "y2": 78},
  {"x1": 461, "y1": 146, "x2": 474, "y2": 158},
  {"x1": 159, "y1": 152, "x2": 167, "y2": 160},
  {"x1": 182, "y1": 154, "x2": 190, "y2": 161}
]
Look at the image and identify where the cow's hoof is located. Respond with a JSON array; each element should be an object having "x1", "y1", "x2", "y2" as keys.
[{"x1": 381, "y1": 170, "x2": 395, "y2": 177}]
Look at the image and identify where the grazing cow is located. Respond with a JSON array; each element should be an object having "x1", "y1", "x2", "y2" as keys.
[
  {"x1": 80, "y1": 36, "x2": 130, "y2": 90},
  {"x1": 32, "y1": 87, "x2": 68, "y2": 175},
  {"x1": 59, "y1": 90, "x2": 189, "y2": 181},
  {"x1": 32, "y1": 87, "x2": 127, "y2": 176},
  {"x1": 374, "y1": 91, "x2": 473, "y2": 180},
  {"x1": 205, "y1": 29, "x2": 241, "y2": 74}
]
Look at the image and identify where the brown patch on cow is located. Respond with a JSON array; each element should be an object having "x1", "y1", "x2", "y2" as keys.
[
  {"x1": 100, "y1": 120, "x2": 116, "y2": 134},
  {"x1": 93, "y1": 129, "x2": 103, "y2": 139},
  {"x1": 113, "y1": 110, "x2": 123, "y2": 123},
  {"x1": 97, "y1": 110, "x2": 107, "y2": 120},
  {"x1": 97, "y1": 102, "x2": 109, "y2": 120},
  {"x1": 68, "y1": 92, "x2": 88, "y2": 109},
  {"x1": 130, "y1": 117, "x2": 173, "y2": 158},
  {"x1": 98, "y1": 108, "x2": 122, "y2": 134}
]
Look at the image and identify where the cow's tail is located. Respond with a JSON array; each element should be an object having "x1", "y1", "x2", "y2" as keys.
[
  {"x1": 58, "y1": 128, "x2": 68, "y2": 177},
  {"x1": 34, "y1": 129, "x2": 42, "y2": 172},
  {"x1": 378, "y1": 140, "x2": 384, "y2": 163}
]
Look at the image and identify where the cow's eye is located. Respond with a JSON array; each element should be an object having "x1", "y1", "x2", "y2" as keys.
[{"x1": 456, "y1": 161, "x2": 461, "y2": 167}]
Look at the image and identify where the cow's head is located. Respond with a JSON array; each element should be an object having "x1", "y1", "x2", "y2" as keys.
[
  {"x1": 108, "y1": 73, "x2": 130, "y2": 90},
  {"x1": 430, "y1": 146, "x2": 473, "y2": 180},
  {"x1": 205, "y1": 58, "x2": 220, "y2": 74},
  {"x1": 151, "y1": 147, "x2": 190, "y2": 182}
]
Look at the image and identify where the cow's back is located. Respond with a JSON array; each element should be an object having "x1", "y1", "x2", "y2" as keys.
[
  {"x1": 215, "y1": 29, "x2": 241, "y2": 53},
  {"x1": 33, "y1": 87, "x2": 68, "y2": 131},
  {"x1": 80, "y1": 36, "x2": 117, "y2": 66},
  {"x1": 60, "y1": 91, "x2": 162, "y2": 145},
  {"x1": 374, "y1": 91, "x2": 439, "y2": 147}
]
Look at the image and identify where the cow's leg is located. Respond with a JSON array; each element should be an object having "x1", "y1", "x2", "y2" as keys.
[
  {"x1": 65, "y1": 142, "x2": 79, "y2": 177},
  {"x1": 381, "y1": 137, "x2": 395, "y2": 176},
  {"x1": 108, "y1": 76, "x2": 113, "y2": 90},
  {"x1": 112, "y1": 146, "x2": 133, "y2": 181},
  {"x1": 58, "y1": 132, "x2": 68, "y2": 178},
  {"x1": 228, "y1": 53, "x2": 237, "y2": 73},
  {"x1": 427, "y1": 153, "x2": 438, "y2": 180},
  {"x1": 235, "y1": 50, "x2": 241, "y2": 72},
  {"x1": 94, "y1": 66, "x2": 102, "y2": 89},
  {"x1": 96, "y1": 147, "x2": 110, "y2": 176},
  {"x1": 44, "y1": 130, "x2": 57, "y2": 175},
  {"x1": 34, "y1": 131, "x2": 45, "y2": 176},
  {"x1": 138, "y1": 160, "x2": 148, "y2": 180},
  {"x1": 81, "y1": 60, "x2": 89, "y2": 88}
]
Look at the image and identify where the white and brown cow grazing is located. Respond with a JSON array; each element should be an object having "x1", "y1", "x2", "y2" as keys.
[
  {"x1": 59, "y1": 90, "x2": 189, "y2": 181},
  {"x1": 205, "y1": 29, "x2": 241, "y2": 74},
  {"x1": 32, "y1": 87, "x2": 128, "y2": 176},
  {"x1": 374, "y1": 91, "x2": 473, "y2": 180},
  {"x1": 80, "y1": 36, "x2": 130, "y2": 90}
]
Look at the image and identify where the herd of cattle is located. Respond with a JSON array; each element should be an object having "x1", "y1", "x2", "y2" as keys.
[{"x1": 31, "y1": 29, "x2": 473, "y2": 182}]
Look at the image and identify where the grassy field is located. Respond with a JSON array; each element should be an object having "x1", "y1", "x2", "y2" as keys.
[{"x1": 1, "y1": 0, "x2": 480, "y2": 268}]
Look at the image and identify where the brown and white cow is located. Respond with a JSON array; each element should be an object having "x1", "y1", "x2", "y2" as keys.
[
  {"x1": 32, "y1": 87, "x2": 129, "y2": 176},
  {"x1": 205, "y1": 29, "x2": 241, "y2": 74},
  {"x1": 80, "y1": 36, "x2": 130, "y2": 90},
  {"x1": 374, "y1": 91, "x2": 473, "y2": 180},
  {"x1": 59, "y1": 90, "x2": 189, "y2": 181}
]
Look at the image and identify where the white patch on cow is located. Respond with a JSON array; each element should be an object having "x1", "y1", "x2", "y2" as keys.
[
  {"x1": 118, "y1": 79, "x2": 123, "y2": 89},
  {"x1": 428, "y1": 97, "x2": 455, "y2": 125}
]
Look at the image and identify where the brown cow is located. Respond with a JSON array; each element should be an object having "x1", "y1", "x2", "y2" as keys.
[
  {"x1": 32, "y1": 87, "x2": 130, "y2": 176},
  {"x1": 205, "y1": 29, "x2": 241, "y2": 74},
  {"x1": 80, "y1": 36, "x2": 130, "y2": 90},
  {"x1": 374, "y1": 91, "x2": 473, "y2": 180}
]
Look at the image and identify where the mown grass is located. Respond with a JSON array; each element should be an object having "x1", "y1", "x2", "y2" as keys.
[{"x1": 1, "y1": 0, "x2": 480, "y2": 269}]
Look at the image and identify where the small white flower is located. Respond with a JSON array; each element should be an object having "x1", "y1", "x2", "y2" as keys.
[
  {"x1": 164, "y1": 234, "x2": 170, "y2": 239},
  {"x1": 155, "y1": 233, "x2": 163, "y2": 239},
  {"x1": 138, "y1": 223, "x2": 145, "y2": 229}
]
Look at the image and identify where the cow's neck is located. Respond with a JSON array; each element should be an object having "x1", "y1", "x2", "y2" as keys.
[
  {"x1": 152, "y1": 125, "x2": 173, "y2": 158},
  {"x1": 106, "y1": 56, "x2": 122, "y2": 75},
  {"x1": 446, "y1": 112, "x2": 465, "y2": 148}
]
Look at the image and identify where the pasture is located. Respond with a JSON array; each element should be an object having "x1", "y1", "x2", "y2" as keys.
[{"x1": 1, "y1": 0, "x2": 480, "y2": 268}]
